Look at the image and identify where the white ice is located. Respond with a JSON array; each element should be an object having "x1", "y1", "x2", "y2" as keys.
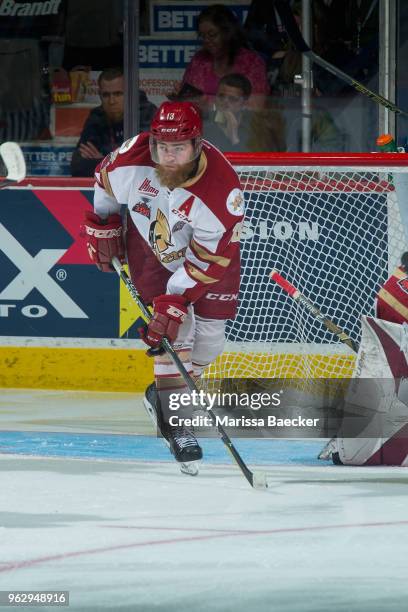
[{"x1": 1, "y1": 390, "x2": 408, "y2": 612}]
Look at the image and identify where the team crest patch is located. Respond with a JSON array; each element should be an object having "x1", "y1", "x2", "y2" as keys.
[
  {"x1": 138, "y1": 178, "x2": 159, "y2": 196},
  {"x1": 172, "y1": 220, "x2": 186, "y2": 233},
  {"x1": 119, "y1": 136, "x2": 138, "y2": 154},
  {"x1": 398, "y1": 276, "x2": 408, "y2": 295},
  {"x1": 226, "y1": 189, "x2": 245, "y2": 216},
  {"x1": 149, "y1": 209, "x2": 173, "y2": 255},
  {"x1": 133, "y1": 198, "x2": 151, "y2": 219}
]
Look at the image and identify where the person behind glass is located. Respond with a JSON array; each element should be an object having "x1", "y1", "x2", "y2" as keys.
[
  {"x1": 204, "y1": 73, "x2": 252, "y2": 152},
  {"x1": 205, "y1": 73, "x2": 286, "y2": 153},
  {"x1": 71, "y1": 67, "x2": 156, "y2": 176},
  {"x1": 180, "y1": 4, "x2": 269, "y2": 110}
]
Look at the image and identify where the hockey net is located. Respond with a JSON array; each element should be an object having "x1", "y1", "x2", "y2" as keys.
[{"x1": 206, "y1": 152, "x2": 408, "y2": 385}]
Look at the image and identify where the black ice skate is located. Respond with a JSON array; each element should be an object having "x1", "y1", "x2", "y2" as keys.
[
  {"x1": 143, "y1": 382, "x2": 202, "y2": 476},
  {"x1": 167, "y1": 425, "x2": 203, "y2": 471}
]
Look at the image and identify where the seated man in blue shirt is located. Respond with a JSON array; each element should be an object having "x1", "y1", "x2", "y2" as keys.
[{"x1": 71, "y1": 67, "x2": 156, "y2": 176}]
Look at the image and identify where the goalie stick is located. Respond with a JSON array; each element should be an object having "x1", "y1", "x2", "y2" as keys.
[
  {"x1": 111, "y1": 256, "x2": 268, "y2": 490},
  {"x1": 269, "y1": 270, "x2": 358, "y2": 354},
  {"x1": 274, "y1": 0, "x2": 408, "y2": 118},
  {"x1": 0, "y1": 142, "x2": 26, "y2": 189}
]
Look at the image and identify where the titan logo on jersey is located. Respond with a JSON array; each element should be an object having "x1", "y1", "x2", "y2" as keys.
[
  {"x1": 398, "y1": 276, "x2": 408, "y2": 295},
  {"x1": 138, "y1": 178, "x2": 159, "y2": 197},
  {"x1": 149, "y1": 209, "x2": 173, "y2": 256},
  {"x1": 132, "y1": 197, "x2": 151, "y2": 219},
  {"x1": 161, "y1": 247, "x2": 187, "y2": 264},
  {"x1": 172, "y1": 195, "x2": 194, "y2": 223},
  {"x1": 149, "y1": 210, "x2": 186, "y2": 264}
]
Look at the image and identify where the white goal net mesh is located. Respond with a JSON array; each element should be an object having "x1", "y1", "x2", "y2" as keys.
[{"x1": 207, "y1": 157, "x2": 408, "y2": 383}]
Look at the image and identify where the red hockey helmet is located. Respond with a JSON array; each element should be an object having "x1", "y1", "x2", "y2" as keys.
[{"x1": 149, "y1": 101, "x2": 203, "y2": 163}]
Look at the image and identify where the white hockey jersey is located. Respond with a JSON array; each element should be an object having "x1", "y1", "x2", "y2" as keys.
[{"x1": 94, "y1": 132, "x2": 244, "y2": 304}]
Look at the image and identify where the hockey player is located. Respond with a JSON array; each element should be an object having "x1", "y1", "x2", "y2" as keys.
[{"x1": 82, "y1": 101, "x2": 244, "y2": 475}]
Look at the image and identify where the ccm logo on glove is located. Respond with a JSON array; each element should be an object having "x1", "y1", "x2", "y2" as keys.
[
  {"x1": 82, "y1": 210, "x2": 126, "y2": 272},
  {"x1": 140, "y1": 294, "x2": 188, "y2": 349},
  {"x1": 166, "y1": 305, "x2": 187, "y2": 319}
]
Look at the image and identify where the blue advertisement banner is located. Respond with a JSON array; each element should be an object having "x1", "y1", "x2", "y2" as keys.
[
  {"x1": 22, "y1": 145, "x2": 75, "y2": 177},
  {"x1": 139, "y1": 38, "x2": 200, "y2": 69},
  {"x1": 151, "y1": 2, "x2": 250, "y2": 34}
]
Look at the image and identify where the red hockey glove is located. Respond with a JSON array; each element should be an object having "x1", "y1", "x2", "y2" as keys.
[
  {"x1": 140, "y1": 294, "x2": 188, "y2": 349},
  {"x1": 82, "y1": 210, "x2": 125, "y2": 272}
]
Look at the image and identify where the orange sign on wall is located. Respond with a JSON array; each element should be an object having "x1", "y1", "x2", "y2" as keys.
[{"x1": 54, "y1": 106, "x2": 94, "y2": 138}]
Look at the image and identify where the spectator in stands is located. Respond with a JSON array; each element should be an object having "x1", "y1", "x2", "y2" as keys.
[
  {"x1": 179, "y1": 4, "x2": 269, "y2": 110},
  {"x1": 204, "y1": 73, "x2": 252, "y2": 151},
  {"x1": 204, "y1": 73, "x2": 285, "y2": 152},
  {"x1": 71, "y1": 67, "x2": 156, "y2": 176}
]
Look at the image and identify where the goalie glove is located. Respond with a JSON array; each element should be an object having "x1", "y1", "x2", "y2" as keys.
[
  {"x1": 82, "y1": 210, "x2": 125, "y2": 272},
  {"x1": 140, "y1": 294, "x2": 188, "y2": 350}
]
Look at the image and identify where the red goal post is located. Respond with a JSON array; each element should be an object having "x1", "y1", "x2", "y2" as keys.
[{"x1": 207, "y1": 151, "x2": 408, "y2": 382}]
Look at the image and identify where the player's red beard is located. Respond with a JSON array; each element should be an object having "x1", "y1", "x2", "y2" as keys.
[{"x1": 155, "y1": 160, "x2": 196, "y2": 190}]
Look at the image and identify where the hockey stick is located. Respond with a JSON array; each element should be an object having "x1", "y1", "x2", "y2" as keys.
[
  {"x1": 274, "y1": 0, "x2": 408, "y2": 118},
  {"x1": 270, "y1": 270, "x2": 358, "y2": 353},
  {"x1": 111, "y1": 256, "x2": 268, "y2": 490},
  {"x1": 0, "y1": 142, "x2": 27, "y2": 189}
]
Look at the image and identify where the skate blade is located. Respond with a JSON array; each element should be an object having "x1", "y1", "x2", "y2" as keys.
[
  {"x1": 180, "y1": 460, "x2": 201, "y2": 477},
  {"x1": 318, "y1": 448, "x2": 332, "y2": 460},
  {"x1": 318, "y1": 437, "x2": 336, "y2": 460}
]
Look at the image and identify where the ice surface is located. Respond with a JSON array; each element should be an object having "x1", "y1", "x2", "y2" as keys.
[{"x1": 1, "y1": 390, "x2": 408, "y2": 611}]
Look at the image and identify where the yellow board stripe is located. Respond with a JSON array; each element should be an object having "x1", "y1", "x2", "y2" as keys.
[
  {"x1": 0, "y1": 347, "x2": 356, "y2": 391},
  {"x1": 0, "y1": 347, "x2": 153, "y2": 392}
]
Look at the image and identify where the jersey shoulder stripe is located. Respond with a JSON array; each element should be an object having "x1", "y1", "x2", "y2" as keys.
[{"x1": 186, "y1": 141, "x2": 243, "y2": 226}]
